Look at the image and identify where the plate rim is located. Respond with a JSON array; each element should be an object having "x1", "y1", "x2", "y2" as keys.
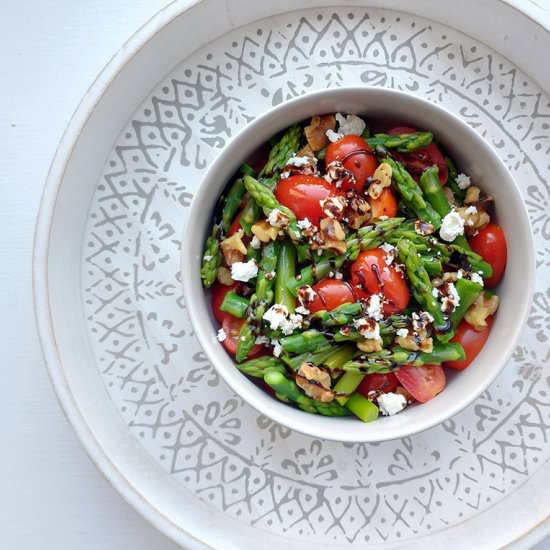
[{"x1": 32, "y1": 0, "x2": 550, "y2": 547}]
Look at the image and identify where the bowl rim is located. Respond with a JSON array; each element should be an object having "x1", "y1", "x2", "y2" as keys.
[{"x1": 182, "y1": 85, "x2": 536, "y2": 443}]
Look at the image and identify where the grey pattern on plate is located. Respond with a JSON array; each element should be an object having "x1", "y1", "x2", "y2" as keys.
[{"x1": 83, "y1": 8, "x2": 550, "y2": 544}]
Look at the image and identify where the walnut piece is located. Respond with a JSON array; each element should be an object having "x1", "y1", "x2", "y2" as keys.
[
  {"x1": 443, "y1": 186, "x2": 457, "y2": 207},
  {"x1": 464, "y1": 186, "x2": 481, "y2": 205},
  {"x1": 320, "y1": 194, "x2": 348, "y2": 220},
  {"x1": 368, "y1": 162, "x2": 392, "y2": 199},
  {"x1": 217, "y1": 266, "x2": 234, "y2": 285},
  {"x1": 345, "y1": 191, "x2": 371, "y2": 229},
  {"x1": 296, "y1": 362, "x2": 334, "y2": 402},
  {"x1": 357, "y1": 338, "x2": 383, "y2": 353},
  {"x1": 324, "y1": 160, "x2": 355, "y2": 188},
  {"x1": 221, "y1": 229, "x2": 247, "y2": 265},
  {"x1": 304, "y1": 114, "x2": 336, "y2": 152},
  {"x1": 313, "y1": 218, "x2": 347, "y2": 254},
  {"x1": 464, "y1": 292, "x2": 499, "y2": 330},
  {"x1": 456, "y1": 205, "x2": 490, "y2": 236},
  {"x1": 251, "y1": 220, "x2": 279, "y2": 242}
]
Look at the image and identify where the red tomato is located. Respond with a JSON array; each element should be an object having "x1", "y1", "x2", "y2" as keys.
[
  {"x1": 325, "y1": 135, "x2": 377, "y2": 192},
  {"x1": 446, "y1": 317, "x2": 494, "y2": 371},
  {"x1": 468, "y1": 224, "x2": 507, "y2": 288},
  {"x1": 308, "y1": 279, "x2": 357, "y2": 313},
  {"x1": 388, "y1": 126, "x2": 448, "y2": 184},
  {"x1": 351, "y1": 249, "x2": 410, "y2": 314},
  {"x1": 275, "y1": 175, "x2": 335, "y2": 226},
  {"x1": 211, "y1": 282, "x2": 239, "y2": 323},
  {"x1": 357, "y1": 373, "x2": 399, "y2": 397},
  {"x1": 369, "y1": 187, "x2": 398, "y2": 218},
  {"x1": 395, "y1": 364, "x2": 446, "y2": 403},
  {"x1": 221, "y1": 315, "x2": 262, "y2": 357}
]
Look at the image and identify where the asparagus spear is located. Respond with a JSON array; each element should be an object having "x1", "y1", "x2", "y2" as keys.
[
  {"x1": 449, "y1": 242, "x2": 493, "y2": 279},
  {"x1": 286, "y1": 253, "x2": 346, "y2": 296},
  {"x1": 222, "y1": 179, "x2": 246, "y2": 232},
  {"x1": 263, "y1": 371, "x2": 351, "y2": 416},
  {"x1": 259, "y1": 124, "x2": 302, "y2": 177},
  {"x1": 235, "y1": 241, "x2": 280, "y2": 362},
  {"x1": 239, "y1": 163, "x2": 256, "y2": 177},
  {"x1": 220, "y1": 291, "x2": 249, "y2": 319},
  {"x1": 200, "y1": 223, "x2": 222, "y2": 288},
  {"x1": 396, "y1": 239, "x2": 449, "y2": 331},
  {"x1": 275, "y1": 242, "x2": 296, "y2": 312},
  {"x1": 367, "y1": 131, "x2": 433, "y2": 152},
  {"x1": 281, "y1": 347, "x2": 336, "y2": 371},
  {"x1": 334, "y1": 372, "x2": 365, "y2": 405},
  {"x1": 235, "y1": 356, "x2": 288, "y2": 378},
  {"x1": 280, "y1": 330, "x2": 330, "y2": 354},
  {"x1": 444, "y1": 155, "x2": 466, "y2": 204},
  {"x1": 310, "y1": 302, "x2": 364, "y2": 326},
  {"x1": 322, "y1": 345, "x2": 356, "y2": 371},
  {"x1": 385, "y1": 158, "x2": 442, "y2": 228},
  {"x1": 239, "y1": 198, "x2": 261, "y2": 236},
  {"x1": 342, "y1": 343, "x2": 465, "y2": 373},
  {"x1": 243, "y1": 175, "x2": 301, "y2": 241},
  {"x1": 346, "y1": 392, "x2": 379, "y2": 422},
  {"x1": 449, "y1": 278, "x2": 483, "y2": 330}
]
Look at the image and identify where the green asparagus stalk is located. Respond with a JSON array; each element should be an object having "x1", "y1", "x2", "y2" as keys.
[
  {"x1": 334, "y1": 372, "x2": 365, "y2": 405},
  {"x1": 220, "y1": 291, "x2": 249, "y2": 319},
  {"x1": 235, "y1": 356, "x2": 288, "y2": 378},
  {"x1": 421, "y1": 257, "x2": 443, "y2": 276},
  {"x1": 263, "y1": 371, "x2": 351, "y2": 416},
  {"x1": 450, "y1": 278, "x2": 483, "y2": 329},
  {"x1": 281, "y1": 347, "x2": 336, "y2": 371},
  {"x1": 239, "y1": 198, "x2": 261, "y2": 236},
  {"x1": 296, "y1": 243, "x2": 310, "y2": 263},
  {"x1": 275, "y1": 242, "x2": 296, "y2": 313},
  {"x1": 345, "y1": 393, "x2": 379, "y2": 422},
  {"x1": 222, "y1": 179, "x2": 246, "y2": 232},
  {"x1": 280, "y1": 330, "x2": 330, "y2": 354},
  {"x1": 449, "y1": 242, "x2": 493, "y2": 279},
  {"x1": 445, "y1": 155, "x2": 466, "y2": 204},
  {"x1": 367, "y1": 131, "x2": 433, "y2": 152},
  {"x1": 396, "y1": 239, "x2": 449, "y2": 331},
  {"x1": 259, "y1": 124, "x2": 302, "y2": 177},
  {"x1": 200, "y1": 224, "x2": 222, "y2": 288},
  {"x1": 239, "y1": 163, "x2": 256, "y2": 177},
  {"x1": 322, "y1": 345, "x2": 356, "y2": 371},
  {"x1": 286, "y1": 253, "x2": 346, "y2": 296},
  {"x1": 385, "y1": 158, "x2": 442, "y2": 227},
  {"x1": 310, "y1": 302, "x2": 364, "y2": 326}
]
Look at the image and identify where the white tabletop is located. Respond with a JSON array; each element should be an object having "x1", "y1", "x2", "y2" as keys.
[{"x1": 0, "y1": 1, "x2": 548, "y2": 548}]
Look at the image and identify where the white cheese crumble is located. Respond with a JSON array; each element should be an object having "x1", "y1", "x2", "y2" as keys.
[
  {"x1": 287, "y1": 154, "x2": 314, "y2": 167},
  {"x1": 440, "y1": 282, "x2": 461, "y2": 313},
  {"x1": 439, "y1": 210, "x2": 465, "y2": 242},
  {"x1": 254, "y1": 335, "x2": 270, "y2": 345},
  {"x1": 203, "y1": 255, "x2": 213, "y2": 261},
  {"x1": 335, "y1": 113, "x2": 367, "y2": 136},
  {"x1": 396, "y1": 328, "x2": 409, "y2": 338},
  {"x1": 334, "y1": 272, "x2": 343, "y2": 280},
  {"x1": 282, "y1": 313, "x2": 304, "y2": 335},
  {"x1": 432, "y1": 288, "x2": 439, "y2": 298},
  {"x1": 230, "y1": 260, "x2": 258, "y2": 282},
  {"x1": 250, "y1": 235, "x2": 261, "y2": 249},
  {"x1": 353, "y1": 318, "x2": 380, "y2": 340},
  {"x1": 380, "y1": 242, "x2": 396, "y2": 265},
  {"x1": 267, "y1": 208, "x2": 289, "y2": 228},
  {"x1": 470, "y1": 272, "x2": 484, "y2": 286},
  {"x1": 365, "y1": 294, "x2": 384, "y2": 321},
  {"x1": 271, "y1": 338, "x2": 283, "y2": 357},
  {"x1": 456, "y1": 173, "x2": 471, "y2": 190},
  {"x1": 378, "y1": 392, "x2": 407, "y2": 416},
  {"x1": 263, "y1": 304, "x2": 289, "y2": 330},
  {"x1": 217, "y1": 328, "x2": 227, "y2": 342},
  {"x1": 326, "y1": 129, "x2": 343, "y2": 143},
  {"x1": 297, "y1": 218, "x2": 312, "y2": 230},
  {"x1": 295, "y1": 305, "x2": 310, "y2": 315}
]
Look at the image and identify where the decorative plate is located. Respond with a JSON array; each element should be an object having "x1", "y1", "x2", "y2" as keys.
[{"x1": 34, "y1": 0, "x2": 550, "y2": 547}]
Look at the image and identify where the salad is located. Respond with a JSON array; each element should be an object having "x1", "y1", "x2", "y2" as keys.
[{"x1": 200, "y1": 113, "x2": 507, "y2": 422}]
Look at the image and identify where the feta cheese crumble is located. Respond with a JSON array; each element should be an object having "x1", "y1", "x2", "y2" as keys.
[
  {"x1": 378, "y1": 392, "x2": 407, "y2": 416},
  {"x1": 267, "y1": 208, "x2": 290, "y2": 228},
  {"x1": 297, "y1": 218, "x2": 312, "y2": 230},
  {"x1": 271, "y1": 338, "x2": 283, "y2": 357},
  {"x1": 379, "y1": 242, "x2": 396, "y2": 265},
  {"x1": 230, "y1": 259, "x2": 258, "y2": 282},
  {"x1": 335, "y1": 113, "x2": 367, "y2": 136},
  {"x1": 254, "y1": 335, "x2": 270, "y2": 345},
  {"x1": 287, "y1": 154, "x2": 314, "y2": 167},
  {"x1": 456, "y1": 173, "x2": 471, "y2": 189},
  {"x1": 295, "y1": 305, "x2": 310, "y2": 315},
  {"x1": 326, "y1": 129, "x2": 343, "y2": 143},
  {"x1": 203, "y1": 255, "x2": 213, "y2": 261},
  {"x1": 396, "y1": 328, "x2": 409, "y2": 338},
  {"x1": 365, "y1": 293, "x2": 384, "y2": 321},
  {"x1": 250, "y1": 235, "x2": 261, "y2": 249},
  {"x1": 470, "y1": 272, "x2": 484, "y2": 286},
  {"x1": 217, "y1": 328, "x2": 227, "y2": 342},
  {"x1": 353, "y1": 318, "x2": 380, "y2": 340},
  {"x1": 263, "y1": 304, "x2": 289, "y2": 330},
  {"x1": 439, "y1": 210, "x2": 465, "y2": 242}
]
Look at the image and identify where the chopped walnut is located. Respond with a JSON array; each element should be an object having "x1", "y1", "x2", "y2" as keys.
[
  {"x1": 297, "y1": 144, "x2": 316, "y2": 158},
  {"x1": 296, "y1": 362, "x2": 334, "y2": 402},
  {"x1": 443, "y1": 186, "x2": 457, "y2": 207},
  {"x1": 345, "y1": 191, "x2": 371, "y2": 229},
  {"x1": 312, "y1": 218, "x2": 347, "y2": 254},
  {"x1": 304, "y1": 114, "x2": 336, "y2": 152},
  {"x1": 432, "y1": 271, "x2": 459, "y2": 287},
  {"x1": 456, "y1": 205, "x2": 490, "y2": 236},
  {"x1": 396, "y1": 330, "x2": 433, "y2": 354},
  {"x1": 464, "y1": 186, "x2": 481, "y2": 205},
  {"x1": 217, "y1": 266, "x2": 234, "y2": 286},
  {"x1": 320, "y1": 194, "x2": 348, "y2": 220},
  {"x1": 415, "y1": 220, "x2": 435, "y2": 236},
  {"x1": 221, "y1": 229, "x2": 247, "y2": 265},
  {"x1": 357, "y1": 338, "x2": 383, "y2": 353},
  {"x1": 251, "y1": 220, "x2": 279, "y2": 242},
  {"x1": 464, "y1": 292, "x2": 499, "y2": 331},
  {"x1": 368, "y1": 162, "x2": 392, "y2": 199},
  {"x1": 283, "y1": 152, "x2": 318, "y2": 177},
  {"x1": 324, "y1": 160, "x2": 355, "y2": 188},
  {"x1": 439, "y1": 282, "x2": 461, "y2": 314}
]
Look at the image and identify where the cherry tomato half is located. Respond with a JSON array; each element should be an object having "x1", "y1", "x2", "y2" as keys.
[
  {"x1": 388, "y1": 126, "x2": 448, "y2": 185},
  {"x1": 351, "y1": 249, "x2": 410, "y2": 314},
  {"x1": 369, "y1": 187, "x2": 398, "y2": 219},
  {"x1": 211, "y1": 282, "x2": 239, "y2": 323},
  {"x1": 395, "y1": 364, "x2": 446, "y2": 403},
  {"x1": 446, "y1": 317, "x2": 494, "y2": 371},
  {"x1": 468, "y1": 224, "x2": 507, "y2": 288},
  {"x1": 308, "y1": 279, "x2": 357, "y2": 313},
  {"x1": 221, "y1": 315, "x2": 262, "y2": 357},
  {"x1": 357, "y1": 373, "x2": 399, "y2": 397},
  {"x1": 325, "y1": 135, "x2": 377, "y2": 192},
  {"x1": 275, "y1": 175, "x2": 335, "y2": 226}
]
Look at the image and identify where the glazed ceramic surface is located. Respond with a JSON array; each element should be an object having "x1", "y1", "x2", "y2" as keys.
[{"x1": 34, "y1": 1, "x2": 550, "y2": 547}]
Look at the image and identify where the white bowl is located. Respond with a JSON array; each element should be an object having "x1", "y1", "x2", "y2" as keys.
[{"x1": 182, "y1": 86, "x2": 534, "y2": 443}]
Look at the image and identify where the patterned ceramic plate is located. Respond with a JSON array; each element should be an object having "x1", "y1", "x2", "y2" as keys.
[{"x1": 34, "y1": 1, "x2": 550, "y2": 548}]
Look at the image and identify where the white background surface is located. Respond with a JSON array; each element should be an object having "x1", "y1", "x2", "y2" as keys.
[{"x1": 0, "y1": 1, "x2": 548, "y2": 548}]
